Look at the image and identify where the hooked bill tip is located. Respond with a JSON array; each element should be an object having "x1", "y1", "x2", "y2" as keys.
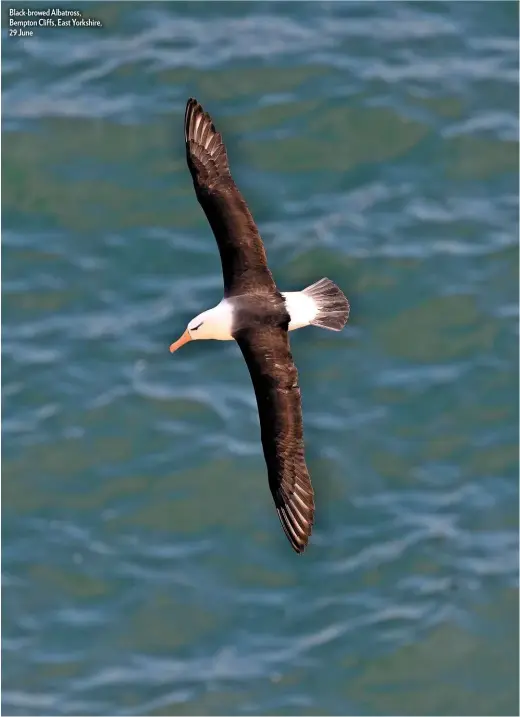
[{"x1": 169, "y1": 329, "x2": 191, "y2": 353}]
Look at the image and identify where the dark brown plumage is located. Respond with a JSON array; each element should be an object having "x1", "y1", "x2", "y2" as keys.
[
  {"x1": 184, "y1": 97, "x2": 315, "y2": 553},
  {"x1": 235, "y1": 327, "x2": 315, "y2": 553},
  {"x1": 185, "y1": 98, "x2": 276, "y2": 298}
]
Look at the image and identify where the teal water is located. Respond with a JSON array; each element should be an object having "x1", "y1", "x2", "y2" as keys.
[{"x1": 2, "y1": 2, "x2": 519, "y2": 715}]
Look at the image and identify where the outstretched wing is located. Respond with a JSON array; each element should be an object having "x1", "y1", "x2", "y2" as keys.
[
  {"x1": 184, "y1": 98, "x2": 276, "y2": 297},
  {"x1": 235, "y1": 325, "x2": 315, "y2": 553}
]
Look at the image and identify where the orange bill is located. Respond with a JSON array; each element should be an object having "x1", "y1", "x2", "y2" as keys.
[{"x1": 169, "y1": 329, "x2": 192, "y2": 353}]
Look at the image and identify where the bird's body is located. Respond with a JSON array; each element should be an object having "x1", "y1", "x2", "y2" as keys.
[
  {"x1": 170, "y1": 98, "x2": 350, "y2": 553},
  {"x1": 181, "y1": 289, "x2": 319, "y2": 343}
]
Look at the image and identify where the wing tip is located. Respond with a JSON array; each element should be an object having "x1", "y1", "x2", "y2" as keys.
[
  {"x1": 185, "y1": 97, "x2": 201, "y2": 124},
  {"x1": 184, "y1": 97, "x2": 215, "y2": 141},
  {"x1": 184, "y1": 97, "x2": 229, "y2": 179},
  {"x1": 277, "y1": 491, "x2": 315, "y2": 554}
]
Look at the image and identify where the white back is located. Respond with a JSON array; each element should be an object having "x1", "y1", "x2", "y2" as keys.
[{"x1": 282, "y1": 291, "x2": 318, "y2": 331}]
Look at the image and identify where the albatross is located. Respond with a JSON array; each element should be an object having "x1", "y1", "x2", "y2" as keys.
[{"x1": 170, "y1": 98, "x2": 350, "y2": 553}]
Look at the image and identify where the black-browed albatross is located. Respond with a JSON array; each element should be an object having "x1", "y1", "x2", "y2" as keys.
[{"x1": 170, "y1": 98, "x2": 350, "y2": 553}]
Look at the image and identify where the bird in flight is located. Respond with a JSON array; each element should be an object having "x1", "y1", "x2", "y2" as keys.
[{"x1": 170, "y1": 98, "x2": 350, "y2": 553}]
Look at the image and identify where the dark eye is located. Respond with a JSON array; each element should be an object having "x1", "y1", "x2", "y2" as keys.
[{"x1": 191, "y1": 321, "x2": 203, "y2": 331}]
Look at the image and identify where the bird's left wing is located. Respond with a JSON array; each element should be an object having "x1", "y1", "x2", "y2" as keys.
[{"x1": 234, "y1": 325, "x2": 315, "y2": 553}]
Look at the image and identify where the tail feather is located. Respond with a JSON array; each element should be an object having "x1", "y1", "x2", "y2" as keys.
[
  {"x1": 185, "y1": 98, "x2": 230, "y2": 189},
  {"x1": 303, "y1": 278, "x2": 350, "y2": 331}
]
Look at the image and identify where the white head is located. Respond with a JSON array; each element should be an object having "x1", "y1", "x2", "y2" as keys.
[{"x1": 169, "y1": 301, "x2": 234, "y2": 353}]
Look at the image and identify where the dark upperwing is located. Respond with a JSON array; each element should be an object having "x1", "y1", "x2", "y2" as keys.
[
  {"x1": 234, "y1": 324, "x2": 315, "y2": 553},
  {"x1": 184, "y1": 98, "x2": 277, "y2": 298}
]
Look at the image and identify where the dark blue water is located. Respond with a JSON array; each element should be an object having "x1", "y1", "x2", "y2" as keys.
[{"x1": 2, "y1": 2, "x2": 518, "y2": 715}]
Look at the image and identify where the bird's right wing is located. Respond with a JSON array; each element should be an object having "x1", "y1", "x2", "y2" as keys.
[
  {"x1": 234, "y1": 324, "x2": 315, "y2": 553},
  {"x1": 184, "y1": 98, "x2": 276, "y2": 298}
]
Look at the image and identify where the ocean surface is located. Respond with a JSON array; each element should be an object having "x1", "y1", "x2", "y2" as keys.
[{"x1": 2, "y1": 2, "x2": 519, "y2": 715}]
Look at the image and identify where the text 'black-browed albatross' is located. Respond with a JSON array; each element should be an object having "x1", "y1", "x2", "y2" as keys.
[{"x1": 170, "y1": 98, "x2": 350, "y2": 553}]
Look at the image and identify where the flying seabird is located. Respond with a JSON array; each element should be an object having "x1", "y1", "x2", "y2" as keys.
[{"x1": 170, "y1": 98, "x2": 350, "y2": 553}]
